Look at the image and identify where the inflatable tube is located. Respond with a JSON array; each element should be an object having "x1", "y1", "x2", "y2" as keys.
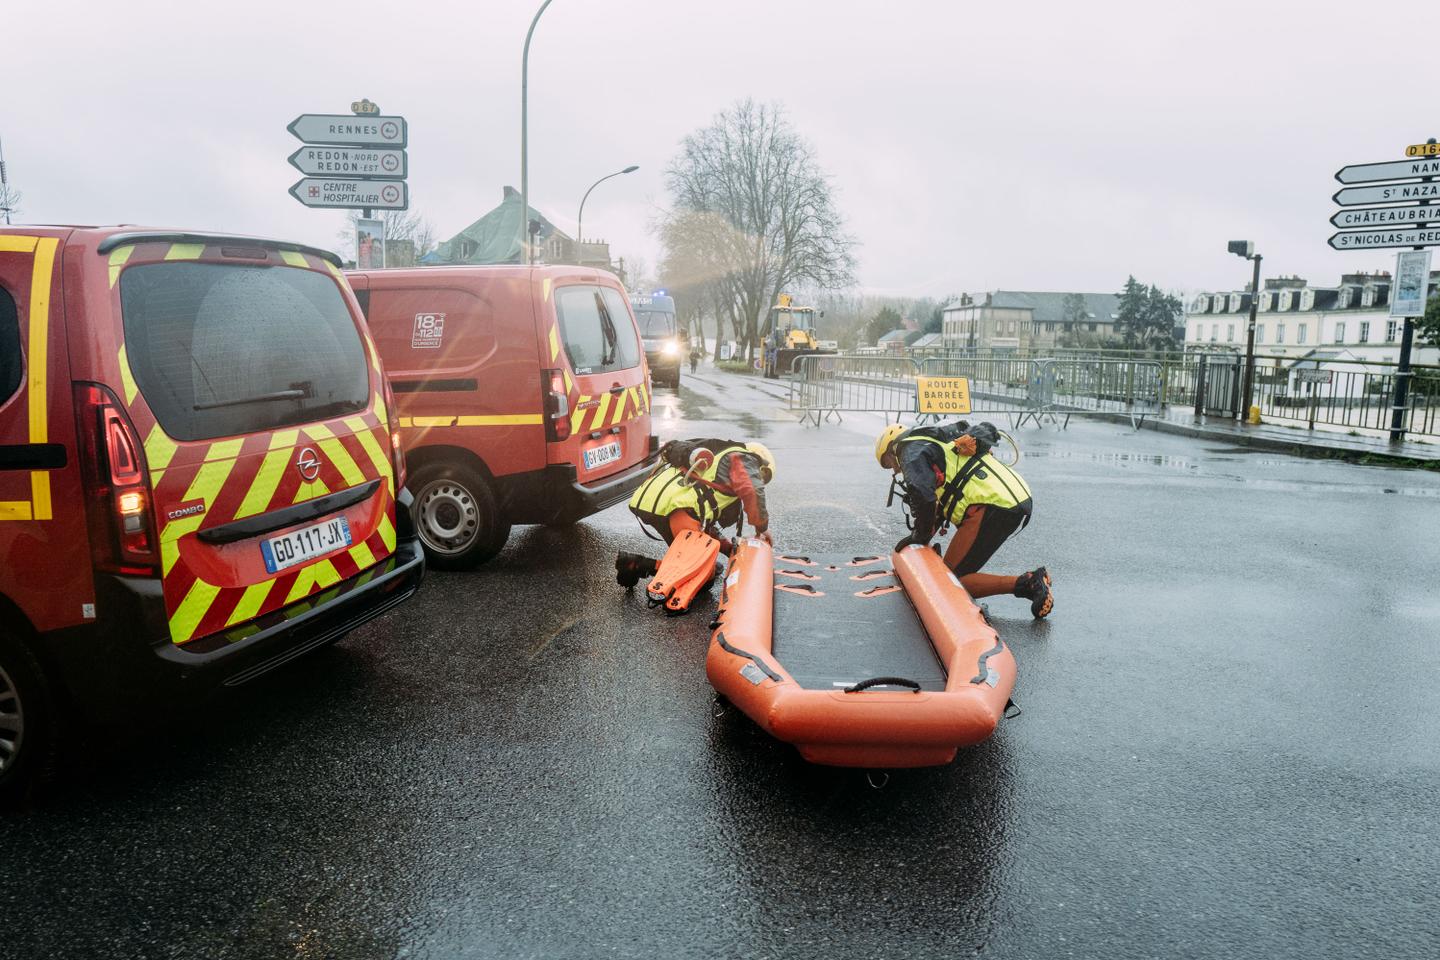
[{"x1": 706, "y1": 541, "x2": 1016, "y2": 768}]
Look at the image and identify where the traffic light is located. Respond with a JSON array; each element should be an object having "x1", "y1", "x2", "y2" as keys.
[{"x1": 1227, "y1": 240, "x2": 1254, "y2": 259}]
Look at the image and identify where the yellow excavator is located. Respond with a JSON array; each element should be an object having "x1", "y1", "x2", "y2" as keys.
[{"x1": 761, "y1": 294, "x2": 834, "y2": 378}]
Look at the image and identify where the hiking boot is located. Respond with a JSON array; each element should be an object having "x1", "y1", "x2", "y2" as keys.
[
  {"x1": 1015, "y1": 567, "x2": 1053, "y2": 619},
  {"x1": 616, "y1": 552, "x2": 658, "y2": 589}
]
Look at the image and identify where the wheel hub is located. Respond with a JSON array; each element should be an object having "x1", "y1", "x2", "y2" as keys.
[
  {"x1": 416, "y1": 480, "x2": 480, "y2": 555},
  {"x1": 0, "y1": 662, "x2": 24, "y2": 777}
]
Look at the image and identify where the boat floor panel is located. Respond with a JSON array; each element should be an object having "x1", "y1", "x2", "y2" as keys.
[{"x1": 769, "y1": 553, "x2": 947, "y2": 691}]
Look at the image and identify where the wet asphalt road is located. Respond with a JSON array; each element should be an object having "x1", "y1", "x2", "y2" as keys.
[{"x1": 5, "y1": 366, "x2": 1440, "y2": 959}]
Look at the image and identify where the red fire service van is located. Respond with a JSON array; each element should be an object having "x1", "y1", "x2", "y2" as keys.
[
  {"x1": 347, "y1": 265, "x2": 659, "y2": 569},
  {"x1": 0, "y1": 227, "x2": 424, "y2": 802}
]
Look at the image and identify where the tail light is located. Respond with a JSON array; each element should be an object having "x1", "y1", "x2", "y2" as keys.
[
  {"x1": 381, "y1": 374, "x2": 406, "y2": 491},
  {"x1": 74, "y1": 383, "x2": 160, "y2": 575},
  {"x1": 544, "y1": 369, "x2": 571, "y2": 441}
]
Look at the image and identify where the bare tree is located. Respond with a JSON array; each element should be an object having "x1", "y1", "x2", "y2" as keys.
[
  {"x1": 0, "y1": 183, "x2": 20, "y2": 225},
  {"x1": 660, "y1": 100, "x2": 856, "y2": 360}
]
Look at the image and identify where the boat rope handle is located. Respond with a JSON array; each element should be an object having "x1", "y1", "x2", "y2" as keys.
[{"x1": 844, "y1": 676, "x2": 922, "y2": 693}]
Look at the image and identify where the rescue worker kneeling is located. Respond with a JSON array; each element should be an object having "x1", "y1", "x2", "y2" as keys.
[
  {"x1": 877, "y1": 420, "x2": 1053, "y2": 619},
  {"x1": 617, "y1": 439, "x2": 776, "y2": 614}
]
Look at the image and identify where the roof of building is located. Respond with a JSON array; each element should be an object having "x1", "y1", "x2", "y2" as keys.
[
  {"x1": 909, "y1": 333, "x2": 943, "y2": 349},
  {"x1": 876, "y1": 328, "x2": 912, "y2": 343},
  {"x1": 957, "y1": 291, "x2": 1121, "y2": 324},
  {"x1": 422, "y1": 186, "x2": 568, "y2": 265},
  {"x1": 1193, "y1": 279, "x2": 1392, "y2": 315}
]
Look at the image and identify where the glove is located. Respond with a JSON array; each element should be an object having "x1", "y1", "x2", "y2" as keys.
[{"x1": 756, "y1": 529, "x2": 774, "y2": 546}]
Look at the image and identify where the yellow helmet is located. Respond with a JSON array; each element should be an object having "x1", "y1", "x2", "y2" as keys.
[
  {"x1": 745, "y1": 442, "x2": 776, "y2": 483},
  {"x1": 875, "y1": 424, "x2": 907, "y2": 469}
]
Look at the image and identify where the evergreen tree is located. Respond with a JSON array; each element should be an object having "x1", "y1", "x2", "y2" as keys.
[
  {"x1": 865, "y1": 306, "x2": 903, "y2": 345},
  {"x1": 1419, "y1": 291, "x2": 1440, "y2": 346},
  {"x1": 1116, "y1": 276, "x2": 1147, "y2": 347}
]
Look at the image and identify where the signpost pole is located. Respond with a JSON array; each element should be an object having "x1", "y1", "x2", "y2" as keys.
[{"x1": 1388, "y1": 138, "x2": 1436, "y2": 444}]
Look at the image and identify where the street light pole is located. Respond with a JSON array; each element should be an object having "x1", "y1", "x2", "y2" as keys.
[
  {"x1": 1241, "y1": 253, "x2": 1262, "y2": 420},
  {"x1": 1228, "y1": 240, "x2": 1262, "y2": 421},
  {"x1": 520, "y1": 0, "x2": 556, "y2": 266},
  {"x1": 576, "y1": 165, "x2": 638, "y2": 266}
]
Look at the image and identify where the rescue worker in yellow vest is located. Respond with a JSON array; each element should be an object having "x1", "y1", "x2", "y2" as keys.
[
  {"x1": 616, "y1": 438, "x2": 776, "y2": 589},
  {"x1": 876, "y1": 421, "x2": 1053, "y2": 618}
]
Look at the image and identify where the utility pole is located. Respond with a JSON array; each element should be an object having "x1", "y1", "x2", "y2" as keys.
[{"x1": 520, "y1": 0, "x2": 556, "y2": 266}]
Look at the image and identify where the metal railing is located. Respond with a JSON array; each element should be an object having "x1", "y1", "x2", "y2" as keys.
[
  {"x1": 788, "y1": 354, "x2": 1162, "y2": 429},
  {"x1": 787, "y1": 350, "x2": 1440, "y2": 438},
  {"x1": 1237, "y1": 356, "x2": 1437, "y2": 437}
]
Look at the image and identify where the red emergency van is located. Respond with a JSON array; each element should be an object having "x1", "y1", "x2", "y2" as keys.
[
  {"x1": 0, "y1": 227, "x2": 424, "y2": 802},
  {"x1": 348, "y1": 265, "x2": 659, "y2": 568}
]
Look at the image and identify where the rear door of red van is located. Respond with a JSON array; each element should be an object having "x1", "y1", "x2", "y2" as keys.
[
  {"x1": 108, "y1": 241, "x2": 398, "y2": 647},
  {"x1": 542, "y1": 275, "x2": 651, "y2": 486}
]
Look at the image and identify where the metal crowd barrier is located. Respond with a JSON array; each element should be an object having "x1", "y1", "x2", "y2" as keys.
[
  {"x1": 1024, "y1": 358, "x2": 1164, "y2": 430},
  {"x1": 787, "y1": 355, "x2": 921, "y2": 426}
]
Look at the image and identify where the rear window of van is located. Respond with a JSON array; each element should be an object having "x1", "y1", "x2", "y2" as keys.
[
  {"x1": 554, "y1": 285, "x2": 639, "y2": 375},
  {"x1": 119, "y1": 262, "x2": 370, "y2": 442}
]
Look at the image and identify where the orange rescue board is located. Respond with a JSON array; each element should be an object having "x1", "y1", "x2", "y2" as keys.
[{"x1": 706, "y1": 541, "x2": 1017, "y2": 768}]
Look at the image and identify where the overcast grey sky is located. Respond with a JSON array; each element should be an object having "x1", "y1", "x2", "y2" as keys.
[{"x1": 5, "y1": 0, "x2": 1434, "y2": 297}]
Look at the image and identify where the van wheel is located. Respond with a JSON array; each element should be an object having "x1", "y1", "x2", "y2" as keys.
[
  {"x1": 410, "y1": 463, "x2": 510, "y2": 569},
  {"x1": 0, "y1": 631, "x2": 60, "y2": 807}
]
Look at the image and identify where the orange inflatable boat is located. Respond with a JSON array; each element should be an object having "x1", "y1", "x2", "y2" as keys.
[{"x1": 706, "y1": 540, "x2": 1017, "y2": 768}]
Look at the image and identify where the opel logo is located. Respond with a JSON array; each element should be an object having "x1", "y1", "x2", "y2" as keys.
[{"x1": 296, "y1": 447, "x2": 323, "y2": 482}]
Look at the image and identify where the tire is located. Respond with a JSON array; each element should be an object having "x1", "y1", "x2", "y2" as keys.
[
  {"x1": 0, "y1": 631, "x2": 60, "y2": 807},
  {"x1": 409, "y1": 461, "x2": 511, "y2": 570}
]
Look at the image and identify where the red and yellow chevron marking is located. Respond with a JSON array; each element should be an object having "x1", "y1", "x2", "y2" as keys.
[
  {"x1": 155, "y1": 412, "x2": 398, "y2": 644},
  {"x1": 101, "y1": 240, "x2": 398, "y2": 646}
]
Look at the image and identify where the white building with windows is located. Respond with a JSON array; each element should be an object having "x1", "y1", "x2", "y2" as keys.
[{"x1": 1183, "y1": 272, "x2": 1438, "y2": 366}]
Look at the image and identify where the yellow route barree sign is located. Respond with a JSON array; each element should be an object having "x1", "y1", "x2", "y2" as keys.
[
  {"x1": 1405, "y1": 142, "x2": 1440, "y2": 157},
  {"x1": 916, "y1": 376, "x2": 972, "y2": 415}
]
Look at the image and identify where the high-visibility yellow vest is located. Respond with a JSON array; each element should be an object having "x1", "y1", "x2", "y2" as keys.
[
  {"x1": 902, "y1": 436, "x2": 1032, "y2": 524},
  {"x1": 628, "y1": 444, "x2": 749, "y2": 527}
]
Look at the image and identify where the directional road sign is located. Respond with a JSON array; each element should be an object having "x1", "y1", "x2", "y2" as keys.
[
  {"x1": 1332, "y1": 181, "x2": 1440, "y2": 207},
  {"x1": 287, "y1": 114, "x2": 407, "y2": 148},
  {"x1": 288, "y1": 145, "x2": 407, "y2": 179},
  {"x1": 289, "y1": 178, "x2": 408, "y2": 211},
  {"x1": 1334, "y1": 157, "x2": 1440, "y2": 184},
  {"x1": 1327, "y1": 225, "x2": 1440, "y2": 251},
  {"x1": 1331, "y1": 205, "x2": 1438, "y2": 229}
]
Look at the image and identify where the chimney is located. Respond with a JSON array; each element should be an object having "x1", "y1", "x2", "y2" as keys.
[{"x1": 1263, "y1": 275, "x2": 1307, "y2": 290}]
